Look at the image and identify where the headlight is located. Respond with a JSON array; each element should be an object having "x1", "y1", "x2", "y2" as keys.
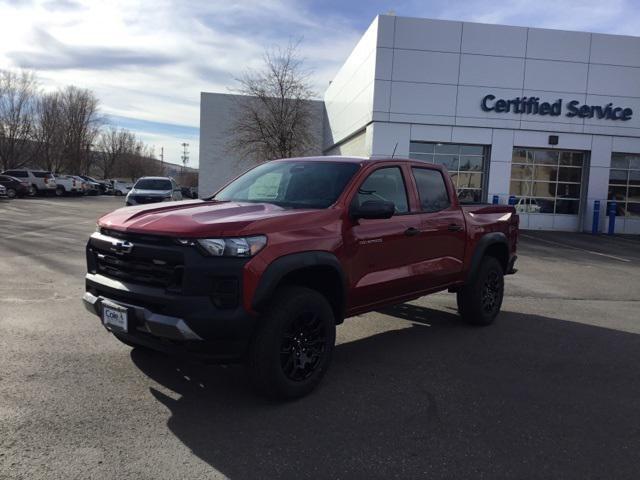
[{"x1": 197, "y1": 236, "x2": 267, "y2": 257}]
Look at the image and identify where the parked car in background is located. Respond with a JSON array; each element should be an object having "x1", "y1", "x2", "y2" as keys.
[
  {"x1": 108, "y1": 180, "x2": 132, "y2": 196},
  {"x1": 180, "y1": 186, "x2": 198, "y2": 199},
  {"x1": 74, "y1": 176, "x2": 100, "y2": 195},
  {"x1": 79, "y1": 175, "x2": 108, "y2": 194},
  {"x1": 0, "y1": 184, "x2": 7, "y2": 198},
  {"x1": 1, "y1": 169, "x2": 56, "y2": 196},
  {"x1": 53, "y1": 174, "x2": 83, "y2": 196},
  {"x1": 0, "y1": 175, "x2": 30, "y2": 198},
  {"x1": 125, "y1": 177, "x2": 182, "y2": 206}
]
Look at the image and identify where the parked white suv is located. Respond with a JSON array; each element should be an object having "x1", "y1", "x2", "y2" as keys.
[
  {"x1": 1, "y1": 169, "x2": 57, "y2": 195},
  {"x1": 125, "y1": 177, "x2": 182, "y2": 206}
]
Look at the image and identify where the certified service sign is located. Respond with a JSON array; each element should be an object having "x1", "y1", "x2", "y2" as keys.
[{"x1": 481, "y1": 94, "x2": 633, "y2": 121}]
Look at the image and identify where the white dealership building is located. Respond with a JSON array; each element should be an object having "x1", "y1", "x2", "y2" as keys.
[{"x1": 199, "y1": 15, "x2": 640, "y2": 233}]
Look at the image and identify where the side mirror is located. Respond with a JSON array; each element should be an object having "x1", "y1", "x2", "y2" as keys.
[{"x1": 351, "y1": 200, "x2": 395, "y2": 220}]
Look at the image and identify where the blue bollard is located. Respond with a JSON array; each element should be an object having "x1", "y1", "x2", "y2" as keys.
[
  {"x1": 508, "y1": 195, "x2": 516, "y2": 206},
  {"x1": 592, "y1": 200, "x2": 600, "y2": 234},
  {"x1": 607, "y1": 201, "x2": 617, "y2": 235},
  {"x1": 492, "y1": 195, "x2": 499, "y2": 204}
]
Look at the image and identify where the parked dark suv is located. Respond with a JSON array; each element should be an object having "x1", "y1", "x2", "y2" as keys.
[{"x1": 0, "y1": 175, "x2": 31, "y2": 198}]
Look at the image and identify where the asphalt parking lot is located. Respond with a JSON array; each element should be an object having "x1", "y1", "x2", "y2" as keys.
[{"x1": 1, "y1": 196, "x2": 639, "y2": 479}]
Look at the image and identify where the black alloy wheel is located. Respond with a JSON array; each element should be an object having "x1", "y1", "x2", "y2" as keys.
[
  {"x1": 481, "y1": 270, "x2": 502, "y2": 315},
  {"x1": 456, "y1": 256, "x2": 504, "y2": 326},
  {"x1": 247, "y1": 286, "x2": 336, "y2": 399},
  {"x1": 280, "y1": 311, "x2": 328, "y2": 382}
]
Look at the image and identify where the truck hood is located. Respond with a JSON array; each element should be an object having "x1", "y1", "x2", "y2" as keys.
[
  {"x1": 128, "y1": 188, "x2": 171, "y2": 196},
  {"x1": 98, "y1": 200, "x2": 336, "y2": 237}
]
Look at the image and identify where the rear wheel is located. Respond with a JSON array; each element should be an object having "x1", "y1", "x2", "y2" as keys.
[
  {"x1": 115, "y1": 190, "x2": 123, "y2": 196},
  {"x1": 247, "y1": 286, "x2": 336, "y2": 400},
  {"x1": 55, "y1": 186, "x2": 65, "y2": 197},
  {"x1": 457, "y1": 256, "x2": 504, "y2": 326},
  {"x1": 29, "y1": 185, "x2": 37, "y2": 196},
  {"x1": 6, "y1": 188, "x2": 16, "y2": 199}
]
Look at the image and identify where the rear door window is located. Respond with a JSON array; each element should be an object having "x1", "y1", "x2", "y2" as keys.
[
  {"x1": 5, "y1": 170, "x2": 27, "y2": 178},
  {"x1": 412, "y1": 168, "x2": 451, "y2": 213}
]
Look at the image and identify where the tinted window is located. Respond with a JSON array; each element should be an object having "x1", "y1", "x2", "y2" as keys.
[
  {"x1": 412, "y1": 168, "x2": 450, "y2": 213},
  {"x1": 134, "y1": 179, "x2": 172, "y2": 190},
  {"x1": 5, "y1": 170, "x2": 27, "y2": 178},
  {"x1": 355, "y1": 167, "x2": 409, "y2": 214},
  {"x1": 215, "y1": 161, "x2": 360, "y2": 209},
  {"x1": 33, "y1": 171, "x2": 53, "y2": 178}
]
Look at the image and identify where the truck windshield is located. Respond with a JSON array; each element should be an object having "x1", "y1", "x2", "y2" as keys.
[
  {"x1": 214, "y1": 161, "x2": 360, "y2": 209},
  {"x1": 134, "y1": 179, "x2": 172, "y2": 190}
]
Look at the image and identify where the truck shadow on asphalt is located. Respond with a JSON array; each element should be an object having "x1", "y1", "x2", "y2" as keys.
[{"x1": 131, "y1": 305, "x2": 640, "y2": 479}]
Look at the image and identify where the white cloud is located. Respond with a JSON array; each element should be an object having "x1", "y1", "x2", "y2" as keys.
[
  {"x1": 0, "y1": 0, "x2": 364, "y2": 167},
  {"x1": 1, "y1": 0, "x2": 639, "y2": 167}
]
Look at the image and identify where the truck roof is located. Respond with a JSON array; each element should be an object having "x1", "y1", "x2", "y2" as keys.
[{"x1": 271, "y1": 155, "x2": 430, "y2": 164}]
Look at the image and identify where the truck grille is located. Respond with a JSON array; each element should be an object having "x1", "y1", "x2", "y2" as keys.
[
  {"x1": 95, "y1": 252, "x2": 183, "y2": 289},
  {"x1": 132, "y1": 195, "x2": 164, "y2": 204},
  {"x1": 90, "y1": 231, "x2": 184, "y2": 289}
]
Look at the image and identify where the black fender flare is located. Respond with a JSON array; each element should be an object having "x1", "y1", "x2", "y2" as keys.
[
  {"x1": 466, "y1": 232, "x2": 509, "y2": 283},
  {"x1": 252, "y1": 251, "x2": 347, "y2": 315}
]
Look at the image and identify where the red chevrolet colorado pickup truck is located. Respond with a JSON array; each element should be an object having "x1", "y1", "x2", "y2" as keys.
[{"x1": 83, "y1": 157, "x2": 518, "y2": 398}]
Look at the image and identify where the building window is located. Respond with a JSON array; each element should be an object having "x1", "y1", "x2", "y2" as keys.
[
  {"x1": 409, "y1": 142, "x2": 487, "y2": 203},
  {"x1": 608, "y1": 153, "x2": 640, "y2": 217},
  {"x1": 510, "y1": 148, "x2": 585, "y2": 215}
]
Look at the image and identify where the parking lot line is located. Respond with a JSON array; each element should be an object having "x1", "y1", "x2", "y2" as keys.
[{"x1": 520, "y1": 234, "x2": 632, "y2": 263}]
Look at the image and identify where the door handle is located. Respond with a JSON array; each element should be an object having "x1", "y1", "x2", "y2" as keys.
[
  {"x1": 448, "y1": 224, "x2": 463, "y2": 232},
  {"x1": 404, "y1": 227, "x2": 420, "y2": 237}
]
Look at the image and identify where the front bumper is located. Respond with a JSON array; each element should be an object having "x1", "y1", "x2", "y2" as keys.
[
  {"x1": 84, "y1": 232, "x2": 257, "y2": 362},
  {"x1": 84, "y1": 274, "x2": 256, "y2": 362},
  {"x1": 126, "y1": 195, "x2": 168, "y2": 206}
]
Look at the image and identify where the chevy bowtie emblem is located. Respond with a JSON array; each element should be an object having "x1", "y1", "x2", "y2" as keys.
[{"x1": 110, "y1": 240, "x2": 134, "y2": 255}]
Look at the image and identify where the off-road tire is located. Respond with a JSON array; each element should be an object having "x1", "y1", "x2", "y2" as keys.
[
  {"x1": 457, "y1": 256, "x2": 504, "y2": 326},
  {"x1": 247, "y1": 286, "x2": 336, "y2": 400}
]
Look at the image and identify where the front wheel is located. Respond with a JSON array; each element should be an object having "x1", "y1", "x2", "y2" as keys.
[
  {"x1": 6, "y1": 188, "x2": 16, "y2": 199},
  {"x1": 457, "y1": 256, "x2": 504, "y2": 326},
  {"x1": 55, "y1": 186, "x2": 65, "y2": 197},
  {"x1": 115, "y1": 190, "x2": 123, "y2": 196},
  {"x1": 247, "y1": 286, "x2": 336, "y2": 400}
]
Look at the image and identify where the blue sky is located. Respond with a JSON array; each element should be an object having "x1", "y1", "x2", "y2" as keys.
[{"x1": 1, "y1": 0, "x2": 638, "y2": 167}]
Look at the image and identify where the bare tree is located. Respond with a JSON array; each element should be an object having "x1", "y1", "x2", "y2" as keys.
[
  {"x1": 59, "y1": 86, "x2": 101, "y2": 174},
  {"x1": 0, "y1": 70, "x2": 38, "y2": 170},
  {"x1": 120, "y1": 140, "x2": 161, "y2": 181},
  {"x1": 34, "y1": 90, "x2": 65, "y2": 172},
  {"x1": 96, "y1": 127, "x2": 136, "y2": 179},
  {"x1": 228, "y1": 42, "x2": 318, "y2": 162}
]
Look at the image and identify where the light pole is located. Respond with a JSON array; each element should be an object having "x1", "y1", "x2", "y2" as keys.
[{"x1": 180, "y1": 142, "x2": 189, "y2": 175}]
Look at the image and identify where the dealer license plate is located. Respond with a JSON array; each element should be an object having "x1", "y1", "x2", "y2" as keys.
[{"x1": 102, "y1": 302, "x2": 128, "y2": 332}]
